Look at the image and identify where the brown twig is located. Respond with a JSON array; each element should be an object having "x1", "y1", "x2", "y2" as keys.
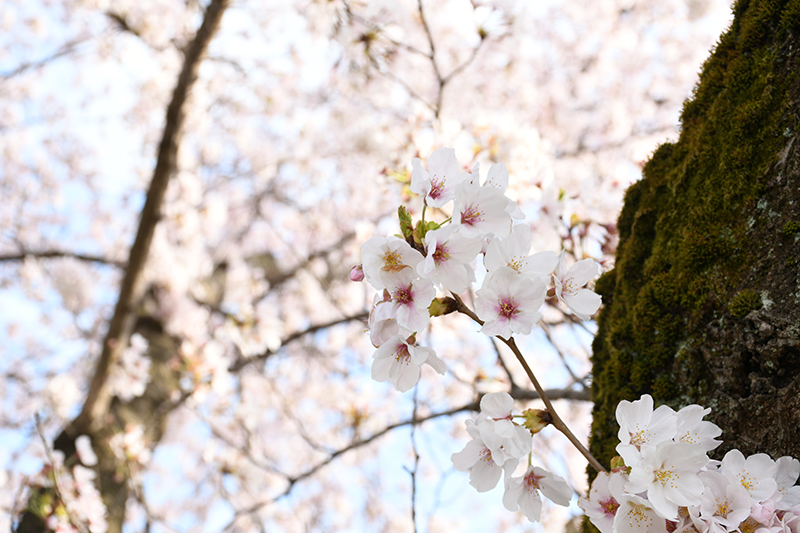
[
  {"x1": 451, "y1": 293, "x2": 607, "y2": 473},
  {"x1": 0, "y1": 250, "x2": 124, "y2": 267},
  {"x1": 228, "y1": 311, "x2": 370, "y2": 372}
]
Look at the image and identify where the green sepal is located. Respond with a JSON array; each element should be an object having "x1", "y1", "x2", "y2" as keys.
[
  {"x1": 398, "y1": 206, "x2": 414, "y2": 241},
  {"x1": 429, "y1": 297, "x2": 458, "y2": 317}
]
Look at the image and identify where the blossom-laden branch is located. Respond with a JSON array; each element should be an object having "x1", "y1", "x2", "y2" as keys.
[
  {"x1": 355, "y1": 147, "x2": 607, "y2": 525},
  {"x1": 450, "y1": 292, "x2": 606, "y2": 474}
]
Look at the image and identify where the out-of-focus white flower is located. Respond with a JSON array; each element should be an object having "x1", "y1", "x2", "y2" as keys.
[
  {"x1": 109, "y1": 424, "x2": 151, "y2": 466},
  {"x1": 552, "y1": 250, "x2": 601, "y2": 320},
  {"x1": 75, "y1": 435, "x2": 97, "y2": 467},
  {"x1": 503, "y1": 465, "x2": 572, "y2": 522},
  {"x1": 107, "y1": 333, "x2": 151, "y2": 402},
  {"x1": 47, "y1": 374, "x2": 81, "y2": 418},
  {"x1": 371, "y1": 334, "x2": 445, "y2": 392}
]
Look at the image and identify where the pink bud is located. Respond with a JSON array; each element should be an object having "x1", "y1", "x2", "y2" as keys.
[{"x1": 350, "y1": 264, "x2": 365, "y2": 282}]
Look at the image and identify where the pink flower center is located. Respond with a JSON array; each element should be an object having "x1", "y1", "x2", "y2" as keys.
[
  {"x1": 479, "y1": 447, "x2": 495, "y2": 466},
  {"x1": 461, "y1": 205, "x2": 482, "y2": 226},
  {"x1": 395, "y1": 344, "x2": 411, "y2": 364},
  {"x1": 600, "y1": 497, "x2": 620, "y2": 517},
  {"x1": 432, "y1": 244, "x2": 450, "y2": 264},
  {"x1": 561, "y1": 276, "x2": 578, "y2": 296},
  {"x1": 497, "y1": 296, "x2": 520, "y2": 319},
  {"x1": 429, "y1": 176, "x2": 445, "y2": 199},
  {"x1": 524, "y1": 471, "x2": 544, "y2": 492},
  {"x1": 393, "y1": 285, "x2": 414, "y2": 305}
]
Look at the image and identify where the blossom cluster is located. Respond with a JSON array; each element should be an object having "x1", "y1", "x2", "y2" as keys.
[
  {"x1": 356, "y1": 148, "x2": 602, "y2": 392},
  {"x1": 579, "y1": 394, "x2": 800, "y2": 533},
  {"x1": 451, "y1": 391, "x2": 573, "y2": 522}
]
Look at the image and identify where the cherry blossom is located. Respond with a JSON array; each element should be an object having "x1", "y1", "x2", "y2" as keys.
[
  {"x1": 475, "y1": 392, "x2": 531, "y2": 464},
  {"x1": 719, "y1": 449, "x2": 778, "y2": 504},
  {"x1": 625, "y1": 441, "x2": 708, "y2": 520},
  {"x1": 381, "y1": 266, "x2": 435, "y2": 333},
  {"x1": 552, "y1": 250, "x2": 602, "y2": 320},
  {"x1": 503, "y1": 465, "x2": 573, "y2": 522},
  {"x1": 452, "y1": 167, "x2": 514, "y2": 238},
  {"x1": 616, "y1": 394, "x2": 678, "y2": 462},
  {"x1": 360, "y1": 235, "x2": 424, "y2": 290},
  {"x1": 410, "y1": 147, "x2": 469, "y2": 208},
  {"x1": 690, "y1": 470, "x2": 751, "y2": 533},
  {"x1": 613, "y1": 493, "x2": 668, "y2": 533},
  {"x1": 451, "y1": 419, "x2": 515, "y2": 493},
  {"x1": 483, "y1": 223, "x2": 558, "y2": 282},
  {"x1": 475, "y1": 266, "x2": 546, "y2": 338},
  {"x1": 417, "y1": 225, "x2": 481, "y2": 294},
  {"x1": 579, "y1": 471, "x2": 626, "y2": 533},
  {"x1": 371, "y1": 334, "x2": 445, "y2": 392}
]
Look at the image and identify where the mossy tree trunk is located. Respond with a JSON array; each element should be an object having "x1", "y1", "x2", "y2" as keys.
[{"x1": 589, "y1": 0, "x2": 800, "y2": 480}]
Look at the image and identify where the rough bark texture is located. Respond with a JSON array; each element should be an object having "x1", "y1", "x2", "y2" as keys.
[{"x1": 588, "y1": 0, "x2": 800, "y2": 490}]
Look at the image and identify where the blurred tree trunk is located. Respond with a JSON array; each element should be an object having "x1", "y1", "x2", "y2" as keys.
[
  {"x1": 15, "y1": 2, "x2": 230, "y2": 532},
  {"x1": 589, "y1": 0, "x2": 800, "y2": 479}
]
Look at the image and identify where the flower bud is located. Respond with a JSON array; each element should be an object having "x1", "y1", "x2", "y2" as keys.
[
  {"x1": 521, "y1": 408, "x2": 552, "y2": 435},
  {"x1": 350, "y1": 264, "x2": 365, "y2": 282},
  {"x1": 610, "y1": 455, "x2": 629, "y2": 473},
  {"x1": 428, "y1": 297, "x2": 458, "y2": 317},
  {"x1": 398, "y1": 205, "x2": 414, "y2": 243}
]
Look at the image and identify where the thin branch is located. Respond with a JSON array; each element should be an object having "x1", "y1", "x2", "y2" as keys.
[
  {"x1": 223, "y1": 399, "x2": 480, "y2": 530},
  {"x1": 451, "y1": 294, "x2": 606, "y2": 473},
  {"x1": 1, "y1": 37, "x2": 89, "y2": 82},
  {"x1": 228, "y1": 312, "x2": 369, "y2": 372},
  {"x1": 406, "y1": 387, "x2": 420, "y2": 533},
  {"x1": 72, "y1": 0, "x2": 231, "y2": 436},
  {"x1": 440, "y1": 39, "x2": 485, "y2": 86},
  {"x1": 220, "y1": 378, "x2": 588, "y2": 529},
  {"x1": 265, "y1": 230, "x2": 358, "y2": 291},
  {"x1": 0, "y1": 250, "x2": 124, "y2": 267},
  {"x1": 416, "y1": 0, "x2": 443, "y2": 84}
]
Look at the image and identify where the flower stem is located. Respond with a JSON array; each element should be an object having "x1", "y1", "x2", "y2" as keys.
[{"x1": 451, "y1": 293, "x2": 607, "y2": 473}]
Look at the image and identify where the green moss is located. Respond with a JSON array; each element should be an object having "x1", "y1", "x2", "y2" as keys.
[
  {"x1": 730, "y1": 289, "x2": 763, "y2": 317},
  {"x1": 588, "y1": 0, "x2": 800, "y2": 489},
  {"x1": 783, "y1": 220, "x2": 800, "y2": 236}
]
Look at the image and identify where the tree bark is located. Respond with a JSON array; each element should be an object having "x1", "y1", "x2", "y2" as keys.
[
  {"x1": 589, "y1": 0, "x2": 800, "y2": 482},
  {"x1": 15, "y1": 2, "x2": 230, "y2": 532}
]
